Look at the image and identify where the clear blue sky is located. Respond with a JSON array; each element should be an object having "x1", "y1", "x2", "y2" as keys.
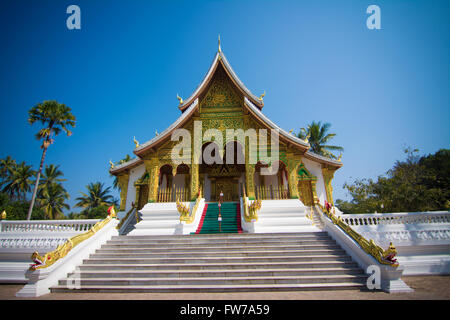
[{"x1": 1, "y1": 0, "x2": 449, "y2": 214}]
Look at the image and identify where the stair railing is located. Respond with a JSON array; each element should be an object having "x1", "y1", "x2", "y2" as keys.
[
  {"x1": 242, "y1": 185, "x2": 261, "y2": 222},
  {"x1": 29, "y1": 206, "x2": 119, "y2": 271},
  {"x1": 316, "y1": 202, "x2": 399, "y2": 268},
  {"x1": 116, "y1": 205, "x2": 137, "y2": 234},
  {"x1": 178, "y1": 188, "x2": 202, "y2": 224}
]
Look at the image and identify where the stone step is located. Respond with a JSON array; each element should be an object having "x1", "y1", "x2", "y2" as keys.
[
  {"x1": 253, "y1": 225, "x2": 320, "y2": 233},
  {"x1": 102, "y1": 239, "x2": 337, "y2": 248},
  {"x1": 51, "y1": 282, "x2": 366, "y2": 293},
  {"x1": 67, "y1": 267, "x2": 364, "y2": 279},
  {"x1": 91, "y1": 249, "x2": 346, "y2": 259},
  {"x1": 255, "y1": 217, "x2": 312, "y2": 226},
  {"x1": 78, "y1": 260, "x2": 360, "y2": 271},
  {"x1": 138, "y1": 209, "x2": 180, "y2": 218},
  {"x1": 83, "y1": 254, "x2": 352, "y2": 264},
  {"x1": 258, "y1": 212, "x2": 308, "y2": 218},
  {"x1": 104, "y1": 239, "x2": 335, "y2": 247},
  {"x1": 98, "y1": 243, "x2": 341, "y2": 252},
  {"x1": 133, "y1": 220, "x2": 180, "y2": 227},
  {"x1": 58, "y1": 274, "x2": 367, "y2": 286},
  {"x1": 111, "y1": 231, "x2": 329, "y2": 239},
  {"x1": 108, "y1": 234, "x2": 332, "y2": 243}
]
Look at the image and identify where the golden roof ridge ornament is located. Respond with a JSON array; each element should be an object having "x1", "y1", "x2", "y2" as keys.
[
  {"x1": 109, "y1": 160, "x2": 114, "y2": 169},
  {"x1": 177, "y1": 93, "x2": 183, "y2": 105},
  {"x1": 218, "y1": 34, "x2": 221, "y2": 53},
  {"x1": 337, "y1": 153, "x2": 342, "y2": 162},
  {"x1": 133, "y1": 136, "x2": 140, "y2": 148},
  {"x1": 304, "y1": 133, "x2": 311, "y2": 144},
  {"x1": 258, "y1": 90, "x2": 266, "y2": 101},
  {"x1": 155, "y1": 129, "x2": 159, "y2": 136}
]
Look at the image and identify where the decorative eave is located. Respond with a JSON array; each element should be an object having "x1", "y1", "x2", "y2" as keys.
[
  {"x1": 303, "y1": 150, "x2": 343, "y2": 169},
  {"x1": 243, "y1": 97, "x2": 310, "y2": 151},
  {"x1": 109, "y1": 157, "x2": 143, "y2": 175},
  {"x1": 133, "y1": 98, "x2": 199, "y2": 157},
  {"x1": 178, "y1": 51, "x2": 264, "y2": 112}
]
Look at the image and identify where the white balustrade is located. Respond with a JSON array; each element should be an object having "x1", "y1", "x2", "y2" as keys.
[
  {"x1": 340, "y1": 211, "x2": 450, "y2": 226},
  {"x1": 0, "y1": 220, "x2": 100, "y2": 233}
]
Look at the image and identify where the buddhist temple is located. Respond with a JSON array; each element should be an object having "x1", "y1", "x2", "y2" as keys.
[
  {"x1": 6, "y1": 42, "x2": 446, "y2": 298},
  {"x1": 109, "y1": 43, "x2": 343, "y2": 213}
]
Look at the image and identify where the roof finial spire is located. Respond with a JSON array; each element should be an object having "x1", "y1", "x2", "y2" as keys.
[
  {"x1": 218, "y1": 34, "x2": 221, "y2": 53},
  {"x1": 258, "y1": 90, "x2": 266, "y2": 101},
  {"x1": 177, "y1": 93, "x2": 183, "y2": 105}
]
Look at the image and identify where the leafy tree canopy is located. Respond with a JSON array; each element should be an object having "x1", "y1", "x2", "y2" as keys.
[{"x1": 336, "y1": 148, "x2": 450, "y2": 214}]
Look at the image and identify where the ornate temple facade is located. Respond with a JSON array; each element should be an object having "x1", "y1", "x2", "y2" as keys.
[{"x1": 110, "y1": 46, "x2": 343, "y2": 212}]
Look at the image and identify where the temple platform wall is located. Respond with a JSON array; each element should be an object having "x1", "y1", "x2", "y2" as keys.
[
  {"x1": 126, "y1": 163, "x2": 145, "y2": 211},
  {"x1": 302, "y1": 158, "x2": 327, "y2": 204}
]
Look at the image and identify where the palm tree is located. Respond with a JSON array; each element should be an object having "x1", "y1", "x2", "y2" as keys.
[
  {"x1": 75, "y1": 182, "x2": 114, "y2": 212},
  {"x1": 37, "y1": 183, "x2": 70, "y2": 219},
  {"x1": 27, "y1": 101, "x2": 76, "y2": 220},
  {"x1": 40, "y1": 164, "x2": 66, "y2": 191},
  {"x1": 0, "y1": 156, "x2": 17, "y2": 189},
  {"x1": 2, "y1": 162, "x2": 35, "y2": 200},
  {"x1": 297, "y1": 121, "x2": 344, "y2": 159}
]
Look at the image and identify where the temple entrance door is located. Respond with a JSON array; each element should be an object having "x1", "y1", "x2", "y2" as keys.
[
  {"x1": 214, "y1": 178, "x2": 238, "y2": 202},
  {"x1": 298, "y1": 180, "x2": 314, "y2": 206},
  {"x1": 138, "y1": 184, "x2": 149, "y2": 210}
]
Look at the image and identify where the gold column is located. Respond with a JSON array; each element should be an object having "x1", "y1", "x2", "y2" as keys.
[
  {"x1": 245, "y1": 164, "x2": 256, "y2": 199},
  {"x1": 286, "y1": 153, "x2": 300, "y2": 199},
  {"x1": 134, "y1": 184, "x2": 140, "y2": 207},
  {"x1": 144, "y1": 157, "x2": 159, "y2": 203},
  {"x1": 322, "y1": 167, "x2": 336, "y2": 205},
  {"x1": 190, "y1": 164, "x2": 199, "y2": 200},
  {"x1": 117, "y1": 173, "x2": 130, "y2": 211},
  {"x1": 311, "y1": 180, "x2": 320, "y2": 204}
]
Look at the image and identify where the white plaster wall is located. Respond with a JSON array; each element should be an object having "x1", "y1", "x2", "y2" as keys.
[
  {"x1": 302, "y1": 158, "x2": 327, "y2": 205},
  {"x1": 125, "y1": 163, "x2": 146, "y2": 212}
]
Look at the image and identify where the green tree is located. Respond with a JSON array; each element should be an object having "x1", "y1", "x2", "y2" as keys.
[
  {"x1": 27, "y1": 101, "x2": 76, "y2": 220},
  {"x1": 1, "y1": 162, "x2": 35, "y2": 201},
  {"x1": 39, "y1": 164, "x2": 66, "y2": 191},
  {"x1": 0, "y1": 156, "x2": 17, "y2": 188},
  {"x1": 297, "y1": 121, "x2": 344, "y2": 159},
  {"x1": 75, "y1": 182, "x2": 114, "y2": 216},
  {"x1": 37, "y1": 183, "x2": 70, "y2": 219},
  {"x1": 0, "y1": 192, "x2": 46, "y2": 220},
  {"x1": 336, "y1": 148, "x2": 450, "y2": 214}
]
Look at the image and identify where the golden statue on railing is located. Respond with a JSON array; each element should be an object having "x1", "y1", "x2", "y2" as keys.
[
  {"x1": 320, "y1": 201, "x2": 399, "y2": 267},
  {"x1": 29, "y1": 206, "x2": 117, "y2": 271}
]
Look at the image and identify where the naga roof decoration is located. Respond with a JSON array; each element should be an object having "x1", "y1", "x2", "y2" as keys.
[
  {"x1": 133, "y1": 98, "x2": 199, "y2": 157},
  {"x1": 109, "y1": 157, "x2": 142, "y2": 174}
]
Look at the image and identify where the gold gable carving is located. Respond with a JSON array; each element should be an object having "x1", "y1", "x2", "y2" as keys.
[{"x1": 200, "y1": 68, "x2": 242, "y2": 108}]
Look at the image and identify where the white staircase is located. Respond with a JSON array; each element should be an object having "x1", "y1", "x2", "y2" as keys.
[
  {"x1": 52, "y1": 232, "x2": 368, "y2": 293},
  {"x1": 128, "y1": 202, "x2": 181, "y2": 236},
  {"x1": 253, "y1": 199, "x2": 319, "y2": 233}
]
